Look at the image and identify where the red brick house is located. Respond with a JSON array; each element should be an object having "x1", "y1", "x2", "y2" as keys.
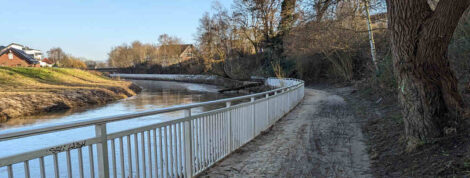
[
  {"x1": 41, "y1": 58, "x2": 53, "y2": 65},
  {"x1": 0, "y1": 48, "x2": 40, "y2": 67}
]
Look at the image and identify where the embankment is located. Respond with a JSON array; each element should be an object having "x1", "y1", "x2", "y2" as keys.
[
  {"x1": 0, "y1": 67, "x2": 141, "y2": 122},
  {"x1": 109, "y1": 74, "x2": 271, "y2": 93},
  {"x1": 109, "y1": 74, "x2": 253, "y2": 88}
]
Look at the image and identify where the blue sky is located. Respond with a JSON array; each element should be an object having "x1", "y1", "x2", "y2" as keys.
[{"x1": 0, "y1": 0, "x2": 232, "y2": 61}]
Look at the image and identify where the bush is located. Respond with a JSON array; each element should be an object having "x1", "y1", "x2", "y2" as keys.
[
  {"x1": 374, "y1": 54, "x2": 397, "y2": 93},
  {"x1": 222, "y1": 54, "x2": 264, "y2": 80},
  {"x1": 117, "y1": 58, "x2": 206, "y2": 75},
  {"x1": 58, "y1": 58, "x2": 87, "y2": 69}
]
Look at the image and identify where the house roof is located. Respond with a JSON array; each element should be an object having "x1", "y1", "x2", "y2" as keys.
[
  {"x1": 5, "y1": 43, "x2": 41, "y2": 53},
  {"x1": 41, "y1": 58, "x2": 54, "y2": 64},
  {"x1": 0, "y1": 48, "x2": 39, "y2": 64},
  {"x1": 7, "y1": 43, "x2": 25, "y2": 48},
  {"x1": 159, "y1": 44, "x2": 193, "y2": 55}
]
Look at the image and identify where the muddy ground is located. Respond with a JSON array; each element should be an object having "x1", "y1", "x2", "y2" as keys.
[
  {"x1": 200, "y1": 87, "x2": 372, "y2": 177},
  {"x1": 348, "y1": 85, "x2": 470, "y2": 177}
]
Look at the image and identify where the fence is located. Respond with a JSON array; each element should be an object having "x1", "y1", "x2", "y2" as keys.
[{"x1": 0, "y1": 78, "x2": 304, "y2": 178}]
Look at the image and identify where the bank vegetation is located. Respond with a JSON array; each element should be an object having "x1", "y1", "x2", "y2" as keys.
[{"x1": 0, "y1": 67, "x2": 141, "y2": 122}]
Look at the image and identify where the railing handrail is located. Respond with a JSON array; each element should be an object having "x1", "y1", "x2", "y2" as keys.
[
  {"x1": 0, "y1": 78, "x2": 303, "y2": 141},
  {"x1": 0, "y1": 77, "x2": 305, "y2": 178}
]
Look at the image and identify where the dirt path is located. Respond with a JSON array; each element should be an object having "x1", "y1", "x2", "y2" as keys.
[{"x1": 200, "y1": 88, "x2": 372, "y2": 177}]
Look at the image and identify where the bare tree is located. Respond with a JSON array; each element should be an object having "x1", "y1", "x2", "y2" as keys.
[
  {"x1": 279, "y1": 0, "x2": 297, "y2": 35},
  {"x1": 47, "y1": 48, "x2": 67, "y2": 64},
  {"x1": 364, "y1": 0, "x2": 378, "y2": 72},
  {"x1": 196, "y1": 3, "x2": 242, "y2": 76},
  {"x1": 314, "y1": 0, "x2": 335, "y2": 22},
  {"x1": 233, "y1": 0, "x2": 281, "y2": 53},
  {"x1": 386, "y1": 0, "x2": 470, "y2": 149},
  {"x1": 157, "y1": 34, "x2": 183, "y2": 46},
  {"x1": 107, "y1": 41, "x2": 160, "y2": 67},
  {"x1": 299, "y1": 0, "x2": 340, "y2": 22},
  {"x1": 157, "y1": 34, "x2": 184, "y2": 66},
  {"x1": 108, "y1": 45, "x2": 134, "y2": 67}
]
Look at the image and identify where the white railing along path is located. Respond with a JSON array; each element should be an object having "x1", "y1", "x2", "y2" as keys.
[{"x1": 0, "y1": 78, "x2": 304, "y2": 178}]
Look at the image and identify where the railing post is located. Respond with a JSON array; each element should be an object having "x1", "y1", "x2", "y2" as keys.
[
  {"x1": 274, "y1": 91, "x2": 278, "y2": 120},
  {"x1": 287, "y1": 88, "x2": 290, "y2": 109},
  {"x1": 265, "y1": 93, "x2": 269, "y2": 128},
  {"x1": 284, "y1": 89, "x2": 288, "y2": 113},
  {"x1": 251, "y1": 97, "x2": 255, "y2": 137},
  {"x1": 281, "y1": 89, "x2": 284, "y2": 114},
  {"x1": 284, "y1": 89, "x2": 287, "y2": 112},
  {"x1": 226, "y1": 101, "x2": 232, "y2": 151},
  {"x1": 95, "y1": 123, "x2": 109, "y2": 178},
  {"x1": 184, "y1": 109, "x2": 193, "y2": 177}
]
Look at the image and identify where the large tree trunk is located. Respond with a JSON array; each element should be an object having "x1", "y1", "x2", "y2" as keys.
[
  {"x1": 386, "y1": 0, "x2": 470, "y2": 146},
  {"x1": 279, "y1": 0, "x2": 297, "y2": 35}
]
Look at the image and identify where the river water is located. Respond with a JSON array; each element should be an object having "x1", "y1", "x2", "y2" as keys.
[
  {"x1": 0, "y1": 80, "x2": 241, "y2": 177},
  {"x1": 0, "y1": 80, "x2": 238, "y2": 131}
]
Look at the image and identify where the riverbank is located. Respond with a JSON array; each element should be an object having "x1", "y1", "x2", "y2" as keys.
[
  {"x1": 110, "y1": 73, "x2": 272, "y2": 94},
  {"x1": 109, "y1": 74, "x2": 249, "y2": 88},
  {"x1": 0, "y1": 67, "x2": 141, "y2": 122}
]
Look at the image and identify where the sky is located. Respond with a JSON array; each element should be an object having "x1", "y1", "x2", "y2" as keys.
[{"x1": 0, "y1": 0, "x2": 232, "y2": 61}]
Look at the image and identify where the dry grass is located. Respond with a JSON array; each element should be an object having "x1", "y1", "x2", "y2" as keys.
[
  {"x1": 0, "y1": 67, "x2": 140, "y2": 122},
  {"x1": 0, "y1": 67, "x2": 135, "y2": 93}
]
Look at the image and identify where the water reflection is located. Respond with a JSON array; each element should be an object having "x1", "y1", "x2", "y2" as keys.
[
  {"x1": 0, "y1": 80, "x2": 239, "y2": 131},
  {"x1": 0, "y1": 80, "x2": 244, "y2": 177}
]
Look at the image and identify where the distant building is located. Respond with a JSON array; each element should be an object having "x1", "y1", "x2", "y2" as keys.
[
  {"x1": 0, "y1": 48, "x2": 40, "y2": 67},
  {"x1": 39, "y1": 58, "x2": 53, "y2": 67},
  {"x1": 157, "y1": 44, "x2": 196, "y2": 66},
  {"x1": 178, "y1": 44, "x2": 196, "y2": 61},
  {"x1": 3, "y1": 43, "x2": 43, "y2": 60}
]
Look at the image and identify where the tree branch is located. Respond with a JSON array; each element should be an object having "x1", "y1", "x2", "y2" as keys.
[
  {"x1": 432, "y1": 0, "x2": 470, "y2": 30},
  {"x1": 335, "y1": 27, "x2": 387, "y2": 33}
]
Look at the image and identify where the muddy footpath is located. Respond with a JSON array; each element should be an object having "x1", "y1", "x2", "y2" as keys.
[{"x1": 200, "y1": 87, "x2": 372, "y2": 177}]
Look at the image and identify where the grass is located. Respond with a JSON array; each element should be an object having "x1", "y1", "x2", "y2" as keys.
[
  {"x1": 0, "y1": 67, "x2": 135, "y2": 93},
  {"x1": 0, "y1": 67, "x2": 140, "y2": 121}
]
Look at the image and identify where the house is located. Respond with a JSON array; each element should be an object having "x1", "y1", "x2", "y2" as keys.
[
  {"x1": 39, "y1": 58, "x2": 53, "y2": 67},
  {"x1": 177, "y1": 44, "x2": 195, "y2": 61},
  {"x1": 0, "y1": 48, "x2": 40, "y2": 67},
  {"x1": 157, "y1": 44, "x2": 195, "y2": 66},
  {"x1": 3, "y1": 43, "x2": 43, "y2": 60}
]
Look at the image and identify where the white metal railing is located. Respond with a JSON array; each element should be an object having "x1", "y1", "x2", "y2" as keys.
[{"x1": 0, "y1": 78, "x2": 304, "y2": 178}]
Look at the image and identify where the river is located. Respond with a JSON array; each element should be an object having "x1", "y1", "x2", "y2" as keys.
[
  {"x1": 0, "y1": 80, "x2": 241, "y2": 177},
  {"x1": 0, "y1": 80, "x2": 239, "y2": 131}
]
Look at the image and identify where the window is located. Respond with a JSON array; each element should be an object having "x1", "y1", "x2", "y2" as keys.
[{"x1": 8, "y1": 52, "x2": 13, "y2": 60}]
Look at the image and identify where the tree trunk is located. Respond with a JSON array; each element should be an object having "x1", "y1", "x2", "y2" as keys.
[
  {"x1": 279, "y1": 0, "x2": 297, "y2": 35},
  {"x1": 386, "y1": 0, "x2": 470, "y2": 146},
  {"x1": 364, "y1": 0, "x2": 378, "y2": 72}
]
